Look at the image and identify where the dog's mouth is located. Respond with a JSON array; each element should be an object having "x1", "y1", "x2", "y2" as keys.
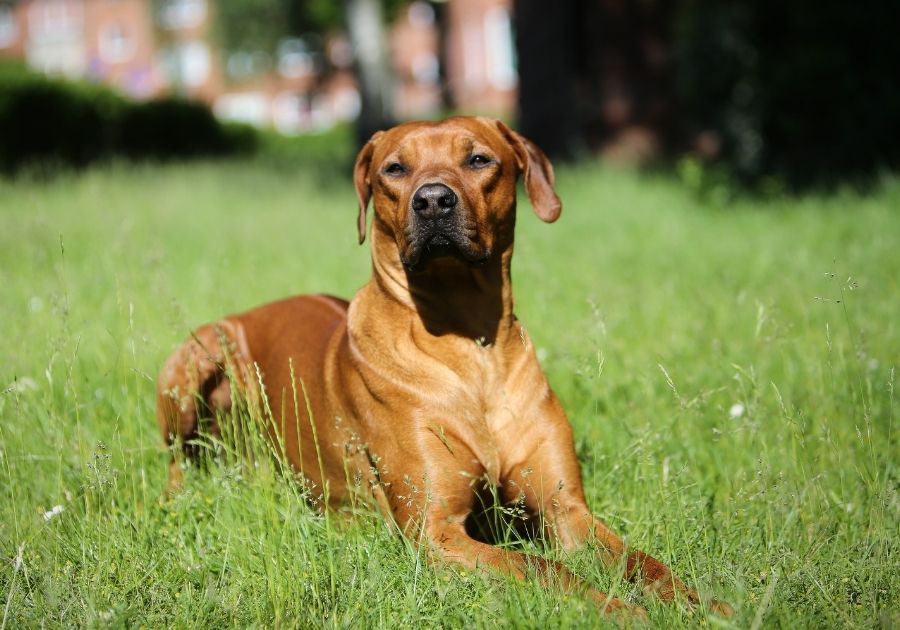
[
  {"x1": 423, "y1": 233, "x2": 456, "y2": 256},
  {"x1": 401, "y1": 224, "x2": 490, "y2": 272}
]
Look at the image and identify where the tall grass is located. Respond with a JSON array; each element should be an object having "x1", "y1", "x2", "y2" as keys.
[{"x1": 1, "y1": 161, "x2": 897, "y2": 627}]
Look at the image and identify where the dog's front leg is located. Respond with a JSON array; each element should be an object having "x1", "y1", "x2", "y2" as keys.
[
  {"x1": 396, "y1": 441, "x2": 647, "y2": 619},
  {"x1": 422, "y1": 517, "x2": 646, "y2": 619},
  {"x1": 503, "y1": 393, "x2": 733, "y2": 616}
]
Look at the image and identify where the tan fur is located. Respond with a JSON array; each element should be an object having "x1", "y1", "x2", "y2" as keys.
[{"x1": 157, "y1": 117, "x2": 732, "y2": 619}]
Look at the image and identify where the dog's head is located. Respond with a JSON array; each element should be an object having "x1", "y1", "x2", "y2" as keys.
[{"x1": 353, "y1": 117, "x2": 561, "y2": 271}]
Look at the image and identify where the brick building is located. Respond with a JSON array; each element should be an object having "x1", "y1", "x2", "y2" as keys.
[
  {"x1": 444, "y1": 0, "x2": 515, "y2": 114},
  {"x1": 0, "y1": 0, "x2": 517, "y2": 131},
  {"x1": 0, "y1": 0, "x2": 222, "y2": 100}
]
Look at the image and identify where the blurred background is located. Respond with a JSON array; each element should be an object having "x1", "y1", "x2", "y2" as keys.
[
  {"x1": 2, "y1": 6, "x2": 899, "y2": 626},
  {"x1": 1, "y1": 0, "x2": 898, "y2": 187}
]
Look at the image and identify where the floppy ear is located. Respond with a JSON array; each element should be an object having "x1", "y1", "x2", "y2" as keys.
[
  {"x1": 494, "y1": 120, "x2": 562, "y2": 223},
  {"x1": 353, "y1": 131, "x2": 383, "y2": 244}
]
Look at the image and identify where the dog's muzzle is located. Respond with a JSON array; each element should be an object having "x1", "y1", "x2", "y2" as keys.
[{"x1": 402, "y1": 182, "x2": 489, "y2": 271}]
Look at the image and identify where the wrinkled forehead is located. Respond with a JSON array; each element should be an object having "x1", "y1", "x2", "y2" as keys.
[{"x1": 375, "y1": 119, "x2": 508, "y2": 165}]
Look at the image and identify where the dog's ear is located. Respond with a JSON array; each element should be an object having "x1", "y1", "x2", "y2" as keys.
[
  {"x1": 353, "y1": 131, "x2": 383, "y2": 244},
  {"x1": 494, "y1": 120, "x2": 562, "y2": 223}
]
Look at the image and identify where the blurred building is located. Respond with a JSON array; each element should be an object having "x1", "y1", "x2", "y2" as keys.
[
  {"x1": 0, "y1": 0, "x2": 517, "y2": 132},
  {"x1": 388, "y1": 0, "x2": 516, "y2": 117},
  {"x1": 0, "y1": 0, "x2": 220, "y2": 100},
  {"x1": 0, "y1": 0, "x2": 160, "y2": 98},
  {"x1": 389, "y1": 1, "x2": 441, "y2": 118},
  {"x1": 154, "y1": 0, "x2": 221, "y2": 102},
  {"x1": 444, "y1": 0, "x2": 515, "y2": 114},
  {"x1": 214, "y1": 32, "x2": 361, "y2": 133}
]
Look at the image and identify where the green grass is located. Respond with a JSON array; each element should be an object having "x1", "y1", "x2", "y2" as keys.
[{"x1": 1, "y1": 160, "x2": 897, "y2": 628}]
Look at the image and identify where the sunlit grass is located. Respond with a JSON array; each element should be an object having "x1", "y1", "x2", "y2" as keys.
[{"x1": 1, "y1": 161, "x2": 897, "y2": 627}]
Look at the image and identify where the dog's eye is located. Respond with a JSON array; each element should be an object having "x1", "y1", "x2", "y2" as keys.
[
  {"x1": 468, "y1": 154, "x2": 492, "y2": 168},
  {"x1": 384, "y1": 162, "x2": 407, "y2": 176}
]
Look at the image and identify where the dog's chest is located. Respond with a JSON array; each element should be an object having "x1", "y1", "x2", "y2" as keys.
[{"x1": 439, "y1": 338, "x2": 543, "y2": 482}]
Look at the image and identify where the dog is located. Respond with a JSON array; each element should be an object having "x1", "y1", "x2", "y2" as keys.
[{"x1": 157, "y1": 116, "x2": 732, "y2": 619}]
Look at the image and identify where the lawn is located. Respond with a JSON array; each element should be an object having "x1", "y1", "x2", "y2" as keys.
[{"x1": 1, "y1": 159, "x2": 897, "y2": 628}]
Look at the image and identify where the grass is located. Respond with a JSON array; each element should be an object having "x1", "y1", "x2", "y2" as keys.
[{"x1": 0, "y1": 159, "x2": 897, "y2": 628}]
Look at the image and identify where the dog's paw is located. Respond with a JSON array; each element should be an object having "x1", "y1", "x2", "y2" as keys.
[
  {"x1": 591, "y1": 593, "x2": 649, "y2": 625},
  {"x1": 706, "y1": 597, "x2": 734, "y2": 617},
  {"x1": 678, "y1": 586, "x2": 734, "y2": 618}
]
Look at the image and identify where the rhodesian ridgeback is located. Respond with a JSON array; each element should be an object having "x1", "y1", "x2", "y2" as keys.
[{"x1": 157, "y1": 116, "x2": 732, "y2": 619}]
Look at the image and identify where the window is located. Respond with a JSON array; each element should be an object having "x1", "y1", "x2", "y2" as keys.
[
  {"x1": 462, "y1": 22, "x2": 485, "y2": 88},
  {"x1": 411, "y1": 53, "x2": 439, "y2": 85},
  {"x1": 331, "y1": 85, "x2": 361, "y2": 121},
  {"x1": 179, "y1": 41, "x2": 209, "y2": 86},
  {"x1": 272, "y1": 90, "x2": 333, "y2": 134},
  {"x1": 98, "y1": 23, "x2": 133, "y2": 63},
  {"x1": 0, "y1": 7, "x2": 17, "y2": 49},
  {"x1": 27, "y1": 39, "x2": 86, "y2": 77},
  {"x1": 158, "y1": 0, "x2": 206, "y2": 30},
  {"x1": 214, "y1": 92, "x2": 269, "y2": 127},
  {"x1": 277, "y1": 38, "x2": 313, "y2": 79},
  {"x1": 25, "y1": 1, "x2": 85, "y2": 77},
  {"x1": 484, "y1": 6, "x2": 516, "y2": 90},
  {"x1": 408, "y1": 2, "x2": 434, "y2": 28},
  {"x1": 160, "y1": 40, "x2": 210, "y2": 88},
  {"x1": 226, "y1": 51, "x2": 268, "y2": 81},
  {"x1": 27, "y1": 0, "x2": 83, "y2": 42}
]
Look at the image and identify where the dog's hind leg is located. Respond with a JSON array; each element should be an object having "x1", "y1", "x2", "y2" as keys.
[{"x1": 156, "y1": 320, "x2": 253, "y2": 494}]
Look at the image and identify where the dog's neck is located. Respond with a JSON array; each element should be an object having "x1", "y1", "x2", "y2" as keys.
[{"x1": 369, "y1": 229, "x2": 514, "y2": 345}]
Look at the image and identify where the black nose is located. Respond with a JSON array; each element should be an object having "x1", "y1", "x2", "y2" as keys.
[{"x1": 411, "y1": 183, "x2": 458, "y2": 219}]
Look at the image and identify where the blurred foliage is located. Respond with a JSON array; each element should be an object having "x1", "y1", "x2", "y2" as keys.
[
  {"x1": 516, "y1": 0, "x2": 898, "y2": 188},
  {"x1": 214, "y1": 0, "x2": 409, "y2": 58},
  {"x1": 257, "y1": 123, "x2": 355, "y2": 179},
  {"x1": 0, "y1": 64, "x2": 256, "y2": 173},
  {"x1": 213, "y1": 0, "x2": 291, "y2": 56},
  {"x1": 120, "y1": 99, "x2": 258, "y2": 159},
  {"x1": 674, "y1": 0, "x2": 900, "y2": 188},
  {"x1": 0, "y1": 63, "x2": 126, "y2": 171}
]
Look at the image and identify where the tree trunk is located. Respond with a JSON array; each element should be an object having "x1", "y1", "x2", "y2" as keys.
[
  {"x1": 344, "y1": 0, "x2": 395, "y2": 146},
  {"x1": 513, "y1": 0, "x2": 582, "y2": 160}
]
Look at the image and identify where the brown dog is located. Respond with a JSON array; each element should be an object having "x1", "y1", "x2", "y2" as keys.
[{"x1": 157, "y1": 116, "x2": 731, "y2": 618}]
